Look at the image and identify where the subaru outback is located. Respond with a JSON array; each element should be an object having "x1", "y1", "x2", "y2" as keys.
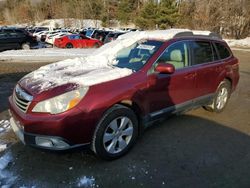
[{"x1": 9, "y1": 29, "x2": 239, "y2": 160}]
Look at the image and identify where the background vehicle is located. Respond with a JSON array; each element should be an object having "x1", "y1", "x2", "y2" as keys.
[
  {"x1": 9, "y1": 30, "x2": 239, "y2": 160},
  {"x1": 0, "y1": 27, "x2": 38, "y2": 51},
  {"x1": 54, "y1": 34, "x2": 102, "y2": 48},
  {"x1": 104, "y1": 32, "x2": 126, "y2": 43},
  {"x1": 45, "y1": 33, "x2": 70, "y2": 45},
  {"x1": 85, "y1": 29, "x2": 110, "y2": 42}
]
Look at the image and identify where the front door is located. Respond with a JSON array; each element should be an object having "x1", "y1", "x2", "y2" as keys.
[{"x1": 144, "y1": 41, "x2": 197, "y2": 117}]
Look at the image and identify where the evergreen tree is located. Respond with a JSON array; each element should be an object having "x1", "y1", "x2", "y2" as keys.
[
  {"x1": 135, "y1": 1, "x2": 158, "y2": 29},
  {"x1": 117, "y1": 0, "x2": 134, "y2": 24},
  {"x1": 156, "y1": 0, "x2": 179, "y2": 29}
]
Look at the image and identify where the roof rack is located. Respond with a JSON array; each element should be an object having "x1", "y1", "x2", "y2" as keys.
[{"x1": 173, "y1": 31, "x2": 222, "y2": 40}]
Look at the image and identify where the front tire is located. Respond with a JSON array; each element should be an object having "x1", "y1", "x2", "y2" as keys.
[
  {"x1": 204, "y1": 80, "x2": 231, "y2": 113},
  {"x1": 92, "y1": 104, "x2": 138, "y2": 160}
]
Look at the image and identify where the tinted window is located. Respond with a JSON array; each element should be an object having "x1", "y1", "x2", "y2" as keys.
[
  {"x1": 155, "y1": 41, "x2": 189, "y2": 70},
  {"x1": 0, "y1": 31, "x2": 7, "y2": 39},
  {"x1": 215, "y1": 42, "x2": 231, "y2": 59},
  {"x1": 68, "y1": 35, "x2": 80, "y2": 40},
  {"x1": 86, "y1": 30, "x2": 93, "y2": 37},
  {"x1": 15, "y1": 30, "x2": 25, "y2": 37},
  {"x1": 191, "y1": 41, "x2": 213, "y2": 65},
  {"x1": 9, "y1": 32, "x2": 19, "y2": 38},
  {"x1": 211, "y1": 43, "x2": 220, "y2": 61},
  {"x1": 108, "y1": 33, "x2": 115, "y2": 37}
]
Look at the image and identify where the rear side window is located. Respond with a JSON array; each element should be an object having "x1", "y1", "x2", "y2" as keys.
[
  {"x1": 215, "y1": 42, "x2": 231, "y2": 59},
  {"x1": 191, "y1": 41, "x2": 213, "y2": 65},
  {"x1": 15, "y1": 30, "x2": 26, "y2": 37},
  {"x1": 0, "y1": 31, "x2": 7, "y2": 38},
  {"x1": 68, "y1": 35, "x2": 80, "y2": 40}
]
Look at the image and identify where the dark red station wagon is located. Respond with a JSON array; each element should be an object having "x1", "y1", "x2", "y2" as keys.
[{"x1": 9, "y1": 29, "x2": 239, "y2": 160}]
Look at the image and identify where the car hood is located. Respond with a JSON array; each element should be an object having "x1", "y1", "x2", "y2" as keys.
[{"x1": 19, "y1": 56, "x2": 132, "y2": 96}]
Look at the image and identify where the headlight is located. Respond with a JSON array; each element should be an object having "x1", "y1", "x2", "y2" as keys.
[{"x1": 32, "y1": 87, "x2": 88, "y2": 114}]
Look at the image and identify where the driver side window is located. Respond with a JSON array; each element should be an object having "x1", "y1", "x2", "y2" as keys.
[{"x1": 151, "y1": 41, "x2": 189, "y2": 73}]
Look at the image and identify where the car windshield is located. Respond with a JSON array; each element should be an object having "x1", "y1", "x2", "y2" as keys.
[
  {"x1": 114, "y1": 40, "x2": 164, "y2": 71},
  {"x1": 86, "y1": 30, "x2": 93, "y2": 37}
]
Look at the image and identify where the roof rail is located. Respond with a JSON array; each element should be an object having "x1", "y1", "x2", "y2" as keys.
[{"x1": 173, "y1": 31, "x2": 222, "y2": 40}]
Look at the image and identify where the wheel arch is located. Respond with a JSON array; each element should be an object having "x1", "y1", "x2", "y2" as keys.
[
  {"x1": 118, "y1": 100, "x2": 145, "y2": 136},
  {"x1": 66, "y1": 42, "x2": 73, "y2": 48}
]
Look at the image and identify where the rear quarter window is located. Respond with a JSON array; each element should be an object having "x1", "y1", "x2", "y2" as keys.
[{"x1": 215, "y1": 42, "x2": 231, "y2": 59}]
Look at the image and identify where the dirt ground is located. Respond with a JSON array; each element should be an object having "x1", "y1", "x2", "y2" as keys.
[{"x1": 0, "y1": 50, "x2": 249, "y2": 188}]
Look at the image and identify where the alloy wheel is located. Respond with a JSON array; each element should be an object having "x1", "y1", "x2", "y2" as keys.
[{"x1": 103, "y1": 116, "x2": 134, "y2": 154}]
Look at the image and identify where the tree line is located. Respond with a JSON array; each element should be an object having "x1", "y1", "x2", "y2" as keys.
[{"x1": 0, "y1": 0, "x2": 249, "y2": 38}]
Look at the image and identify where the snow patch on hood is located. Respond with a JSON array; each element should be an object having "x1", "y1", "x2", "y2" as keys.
[{"x1": 20, "y1": 29, "x2": 198, "y2": 93}]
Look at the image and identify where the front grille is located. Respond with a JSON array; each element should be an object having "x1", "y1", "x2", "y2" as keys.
[{"x1": 13, "y1": 85, "x2": 33, "y2": 113}]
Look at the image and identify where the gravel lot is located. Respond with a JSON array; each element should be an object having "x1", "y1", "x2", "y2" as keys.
[{"x1": 0, "y1": 50, "x2": 249, "y2": 188}]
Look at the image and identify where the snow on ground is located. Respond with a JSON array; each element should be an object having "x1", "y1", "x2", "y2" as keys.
[
  {"x1": 36, "y1": 18, "x2": 102, "y2": 29},
  {"x1": 0, "y1": 48, "x2": 96, "y2": 63},
  {"x1": 77, "y1": 176, "x2": 96, "y2": 188},
  {"x1": 0, "y1": 151, "x2": 17, "y2": 187},
  {"x1": 4, "y1": 18, "x2": 102, "y2": 29},
  {"x1": 225, "y1": 37, "x2": 250, "y2": 48},
  {"x1": 0, "y1": 120, "x2": 11, "y2": 153},
  {"x1": 0, "y1": 120, "x2": 10, "y2": 133}
]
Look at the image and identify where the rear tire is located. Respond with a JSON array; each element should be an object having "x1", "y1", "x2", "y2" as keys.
[
  {"x1": 92, "y1": 104, "x2": 138, "y2": 160},
  {"x1": 66, "y1": 43, "x2": 73, "y2": 48},
  {"x1": 93, "y1": 43, "x2": 100, "y2": 48},
  {"x1": 21, "y1": 43, "x2": 30, "y2": 50},
  {"x1": 204, "y1": 80, "x2": 231, "y2": 113}
]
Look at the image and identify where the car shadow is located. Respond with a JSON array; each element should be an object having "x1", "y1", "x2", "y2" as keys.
[
  {"x1": 0, "y1": 72, "x2": 29, "y2": 113},
  {"x1": 2, "y1": 114, "x2": 250, "y2": 188}
]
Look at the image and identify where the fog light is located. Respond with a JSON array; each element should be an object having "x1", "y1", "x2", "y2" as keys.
[
  {"x1": 35, "y1": 137, "x2": 53, "y2": 147},
  {"x1": 35, "y1": 137, "x2": 70, "y2": 149}
]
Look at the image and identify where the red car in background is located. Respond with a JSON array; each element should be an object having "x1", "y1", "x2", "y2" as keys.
[{"x1": 54, "y1": 34, "x2": 103, "y2": 48}]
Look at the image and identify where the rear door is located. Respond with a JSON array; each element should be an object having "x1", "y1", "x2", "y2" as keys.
[
  {"x1": 145, "y1": 41, "x2": 197, "y2": 116},
  {"x1": 190, "y1": 40, "x2": 223, "y2": 99}
]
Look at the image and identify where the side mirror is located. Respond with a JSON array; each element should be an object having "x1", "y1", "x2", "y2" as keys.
[{"x1": 155, "y1": 63, "x2": 175, "y2": 74}]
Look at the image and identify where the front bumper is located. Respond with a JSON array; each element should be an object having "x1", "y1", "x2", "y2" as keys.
[{"x1": 9, "y1": 115, "x2": 90, "y2": 151}]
